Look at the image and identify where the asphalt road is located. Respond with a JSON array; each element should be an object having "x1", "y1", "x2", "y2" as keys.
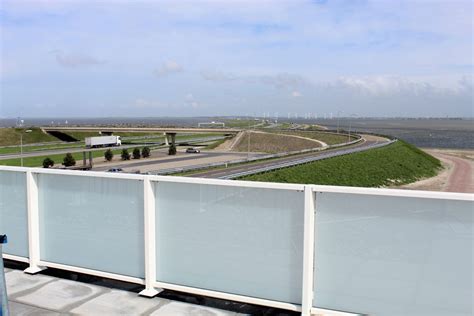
[
  {"x1": 189, "y1": 136, "x2": 391, "y2": 179},
  {"x1": 92, "y1": 151, "x2": 254, "y2": 171},
  {"x1": 0, "y1": 144, "x2": 149, "y2": 160},
  {"x1": 0, "y1": 136, "x2": 225, "y2": 160}
]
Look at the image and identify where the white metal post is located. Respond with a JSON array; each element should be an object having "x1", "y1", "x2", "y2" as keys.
[
  {"x1": 301, "y1": 186, "x2": 316, "y2": 316},
  {"x1": 24, "y1": 171, "x2": 46, "y2": 274},
  {"x1": 20, "y1": 134, "x2": 23, "y2": 167},
  {"x1": 139, "y1": 177, "x2": 161, "y2": 297}
]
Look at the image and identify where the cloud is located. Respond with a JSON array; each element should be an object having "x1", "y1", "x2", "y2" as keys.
[
  {"x1": 154, "y1": 60, "x2": 183, "y2": 77},
  {"x1": 131, "y1": 98, "x2": 167, "y2": 109},
  {"x1": 200, "y1": 70, "x2": 309, "y2": 90},
  {"x1": 184, "y1": 93, "x2": 200, "y2": 109},
  {"x1": 324, "y1": 76, "x2": 460, "y2": 96},
  {"x1": 292, "y1": 91, "x2": 302, "y2": 97},
  {"x1": 200, "y1": 70, "x2": 238, "y2": 82},
  {"x1": 53, "y1": 51, "x2": 105, "y2": 68},
  {"x1": 260, "y1": 73, "x2": 309, "y2": 90}
]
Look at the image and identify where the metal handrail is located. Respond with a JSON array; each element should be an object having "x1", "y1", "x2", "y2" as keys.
[{"x1": 0, "y1": 235, "x2": 9, "y2": 316}]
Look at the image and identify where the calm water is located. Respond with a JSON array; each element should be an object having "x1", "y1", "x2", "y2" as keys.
[
  {"x1": 310, "y1": 118, "x2": 473, "y2": 149},
  {"x1": 1, "y1": 117, "x2": 472, "y2": 149}
]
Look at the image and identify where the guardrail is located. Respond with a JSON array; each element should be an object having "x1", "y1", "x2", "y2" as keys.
[
  {"x1": 0, "y1": 166, "x2": 472, "y2": 316},
  {"x1": 222, "y1": 139, "x2": 396, "y2": 179},
  {"x1": 150, "y1": 136, "x2": 364, "y2": 176}
]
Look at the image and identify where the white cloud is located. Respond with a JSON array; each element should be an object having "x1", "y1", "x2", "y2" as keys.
[
  {"x1": 131, "y1": 98, "x2": 167, "y2": 109},
  {"x1": 154, "y1": 61, "x2": 183, "y2": 77},
  {"x1": 53, "y1": 51, "x2": 105, "y2": 68},
  {"x1": 327, "y1": 76, "x2": 467, "y2": 96},
  {"x1": 200, "y1": 70, "x2": 238, "y2": 82},
  {"x1": 292, "y1": 91, "x2": 302, "y2": 97},
  {"x1": 184, "y1": 93, "x2": 200, "y2": 109},
  {"x1": 201, "y1": 70, "x2": 309, "y2": 90}
]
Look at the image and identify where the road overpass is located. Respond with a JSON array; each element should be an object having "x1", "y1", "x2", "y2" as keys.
[
  {"x1": 42, "y1": 126, "x2": 241, "y2": 148},
  {"x1": 41, "y1": 126, "x2": 241, "y2": 134}
]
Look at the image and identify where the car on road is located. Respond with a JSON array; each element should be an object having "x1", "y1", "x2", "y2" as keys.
[
  {"x1": 186, "y1": 147, "x2": 201, "y2": 153},
  {"x1": 107, "y1": 168, "x2": 123, "y2": 172}
]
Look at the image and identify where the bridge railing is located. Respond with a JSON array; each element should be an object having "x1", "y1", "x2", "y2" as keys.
[{"x1": 0, "y1": 166, "x2": 472, "y2": 316}]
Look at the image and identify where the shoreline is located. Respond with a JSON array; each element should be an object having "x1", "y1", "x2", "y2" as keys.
[{"x1": 399, "y1": 148, "x2": 473, "y2": 193}]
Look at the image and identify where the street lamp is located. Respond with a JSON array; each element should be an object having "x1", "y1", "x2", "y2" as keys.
[
  {"x1": 348, "y1": 114, "x2": 358, "y2": 142},
  {"x1": 336, "y1": 110, "x2": 343, "y2": 134},
  {"x1": 20, "y1": 129, "x2": 32, "y2": 167}
]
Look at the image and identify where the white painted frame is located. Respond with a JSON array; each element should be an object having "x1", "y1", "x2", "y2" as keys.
[{"x1": 1, "y1": 165, "x2": 472, "y2": 316}]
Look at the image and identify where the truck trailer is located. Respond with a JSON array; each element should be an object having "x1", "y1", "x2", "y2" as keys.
[{"x1": 85, "y1": 136, "x2": 122, "y2": 148}]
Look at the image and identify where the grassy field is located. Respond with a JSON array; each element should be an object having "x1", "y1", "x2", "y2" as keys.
[
  {"x1": 233, "y1": 131, "x2": 321, "y2": 153},
  {"x1": 0, "y1": 145, "x2": 156, "y2": 167},
  {"x1": 223, "y1": 119, "x2": 262, "y2": 128},
  {"x1": 0, "y1": 143, "x2": 84, "y2": 155},
  {"x1": 273, "y1": 130, "x2": 357, "y2": 145},
  {"x1": 0, "y1": 128, "x2": 59, "y2": 146},
  {"x1": 241, "y1": 141, "x2": 442, "y2": 187}
]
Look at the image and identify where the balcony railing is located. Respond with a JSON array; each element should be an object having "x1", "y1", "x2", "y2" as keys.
[{"x1": 0, "y1": 166, "x2": 472, "y2": 316}]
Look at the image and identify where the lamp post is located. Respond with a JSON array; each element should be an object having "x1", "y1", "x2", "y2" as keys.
[
  {"x1": 247, "y1": 115, "x2": 251, "y2": 160},
  {"x1": 20, "y1": 129, "x2": 32, "y2": 167},
  {"x1": 348, "y1": 114, "x2": 357, "y2": 142},
  {"x1": 336, "y1": 111, "x2": 342, "y2": 134}
]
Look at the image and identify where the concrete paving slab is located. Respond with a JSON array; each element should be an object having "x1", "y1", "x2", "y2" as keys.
[
  {"x1": 70, "y1": 289, "x2": 166, "y2": 316},
  {"x1": 9, "y1": 301, "x2": 61, "y2": 316},
  {"x1": 5, "y1": 269, "x2": 246, "y2": 315},
  {"x1": 14, "y1": 278, "x2": 105, "y2": 312},
  {"x1": 6, "y1": 270, "x2": 55, "y2": 296},
  {"x1": 150, "y1": 301, "x2": 239, "y2": 316}
]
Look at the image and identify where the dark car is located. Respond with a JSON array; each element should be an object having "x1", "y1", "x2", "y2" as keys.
[
  {"x1": 186, "y1": 147, "x2": 201, "y2": 153},
  {"x1": 107, "y1": 168, "x2": 124, "y2": 172}
]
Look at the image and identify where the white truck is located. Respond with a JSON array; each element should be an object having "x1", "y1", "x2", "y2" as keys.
[{"x1": 85, "y1": 136, "x2": 122, "y2": 148}]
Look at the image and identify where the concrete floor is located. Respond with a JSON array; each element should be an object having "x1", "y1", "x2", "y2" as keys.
[{"x1": 4, "y1": 268, "x2": 243, "y2": 316}]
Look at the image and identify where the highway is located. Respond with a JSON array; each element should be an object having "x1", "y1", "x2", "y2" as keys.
[
  {"x1": 0, "y1": 136, "x2": 225, "y2": 160},
  {"x1": 189, "y1": 135, "x2": 393, "y2": 179},
  {"x1": 42, "y1": 126, "x2": 240, "y2": 134},
  {"x1": 92, "y1": 151, "x2": 257, "y2": 172}
]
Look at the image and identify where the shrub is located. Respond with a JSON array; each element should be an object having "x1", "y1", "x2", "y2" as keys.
[
  {"x1": 104, "y1": 149, "x2": 114, "y2": 161},
  {"x1": 121, "y1": 149, "x2": 131, "y2": 160},
  {"x1": 132, "y1": 148, "x2": 141, "y2": 159},
  {"x1": 62, "y1": 153, "x2": 76, "y2": 167},
  {"x1": 42, "y1": 157, "x2": 54, "y2": 168},
  {"x1": 142, "y1": 146, "x2": 151, "y2": 158}
]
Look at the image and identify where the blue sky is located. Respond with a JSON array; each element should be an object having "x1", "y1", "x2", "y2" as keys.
[{"x1": 0, "y1": 0, "x2": 472, "y2": 118}]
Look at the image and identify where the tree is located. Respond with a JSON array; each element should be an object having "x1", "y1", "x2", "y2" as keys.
[
  {"x1": 42, "y1": 157, "x2": 54, "y2": 168},
  {"x1": 141, "y1": 146, "x2": 150, "y2": 158},
  {"x1": 132, "y1": 148, "x2": 141, "y2": 159},
  {"x1": 104, "y1": 149, "x2": 114, "y2": 161},
  {"x1": 121, "y1": 149, "x2": 131, "y2": 160},
  {"x1": 168, "y1": 143, "x2": 177, "y2": 155},
  {"x1": 62, "y1": 153, "x2": 76, "y2": 167}
]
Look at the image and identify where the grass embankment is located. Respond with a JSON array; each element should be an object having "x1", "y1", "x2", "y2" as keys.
[
  {"x1": 0, "y1": 128, "x2": 58, "y2": 146},
  {"x1": 273, "y1": 130, "x2": 356, "y2": 145},
  {"x1": 223, "y1": 119, "x2": 263, "y2": 128},
  {"x1": 0, "y1": 143, "x2": 83, "y2": 155},
  {"x1": 241, "y1": 141, "x2": 442, "y2": 187},
  {"x1": 233, "y1": 131, "x2": 321, "y2": 154},
  {"x1": 0, "y1": 145, "x2": 160, "y2": 167},
  {"x1": 62, "y1": 131, "x2": 223, "y2": 141}
]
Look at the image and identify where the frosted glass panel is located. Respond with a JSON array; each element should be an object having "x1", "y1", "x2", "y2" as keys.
[
  {"x1": 155, "y1": 182, "x2": 304, "y2": 304},
  {"x1": 0, "y1": 171, "x2": 28, "y2": 257},
  {"x1": 38, "y1": 174, "x2": 144, "y2": 278},
  {"x1": 313, "y1": 192, "x2": 473, "y2": 316}
]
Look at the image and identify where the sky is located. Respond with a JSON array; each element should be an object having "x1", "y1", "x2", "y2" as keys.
[{"x1": 0, "y1": 0, "x2": 472, "y2": 118}]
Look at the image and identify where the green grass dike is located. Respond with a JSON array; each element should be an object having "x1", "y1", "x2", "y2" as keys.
[
  {"x1": 0, "y1": 127, "x2": 59, "y2": 146},
  {"x1": 241, "y1": 140, "x2": 442, "y2": 187}
]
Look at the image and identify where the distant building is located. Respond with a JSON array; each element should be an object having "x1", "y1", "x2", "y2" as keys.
[{"x1": 198, "y1": 121, "x2": 225, "y2": 128}]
